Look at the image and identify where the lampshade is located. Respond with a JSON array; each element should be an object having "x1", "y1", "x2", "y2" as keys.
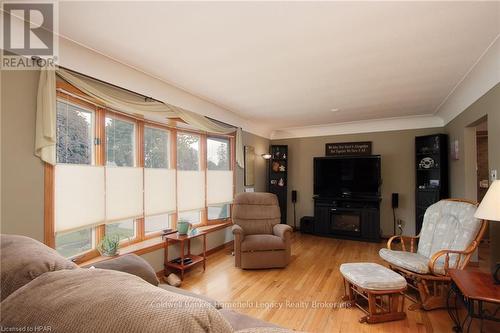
[
  {"x1": 474, "y1": 180, "x2": 500, "y2": 221},
  {"x1": 261, "y1": 153, "x2": 272, "y2": 160}
]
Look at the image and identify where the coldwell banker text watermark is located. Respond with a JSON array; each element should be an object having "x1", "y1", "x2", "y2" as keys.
[{"x1": 1, "y1": 1, "x2": 58, "y2": 69}]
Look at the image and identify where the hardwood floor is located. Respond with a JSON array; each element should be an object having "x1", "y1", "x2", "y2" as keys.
[{"x1": 180, "y1": 232, "x2": 492, "y2": 333}]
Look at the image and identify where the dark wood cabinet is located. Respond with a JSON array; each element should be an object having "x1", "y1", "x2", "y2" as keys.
[
  {"x1": 313, "y1": 197, "x2": 380, "y2": 242},
  {"x1": 268, "y1": 145, "x2": 288, "y2": 224},
  {"x1": 415, "y1": 134, "x2": 449, "y2": 234}
]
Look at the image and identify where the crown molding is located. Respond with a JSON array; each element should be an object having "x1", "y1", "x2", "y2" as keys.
[
  {"x1": 57, "y1": 32, "x2": 497, "y2": 141},
  {"x1": 435, "y1": 34, "x2": 500, "y2": 125},
  {"x1": 270, "y1": 115, "x2": 444, "y2": 140}
]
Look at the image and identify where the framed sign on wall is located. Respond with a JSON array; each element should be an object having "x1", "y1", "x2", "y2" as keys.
[{"x1": 325, "y1": 142, "x2": 372, "y2": 156}]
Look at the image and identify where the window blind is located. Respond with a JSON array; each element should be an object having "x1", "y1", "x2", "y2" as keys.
[
  {"x1": 144, "y1": 168, "x2": 176, "y2": 216},
  {"x1": 207, "y1": 170, "x2": 233, "y2": 205},
  {"x1": 177, "y1": 170, "x2": 205, "y2": 211},
  {"x1": 54, "y1": 165, "x2": 105, "y2": 233},
  {"x1": 105, "y1": 167, "x2": 144, "y2": 222}
]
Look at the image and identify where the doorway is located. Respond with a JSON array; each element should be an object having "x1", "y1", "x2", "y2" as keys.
[
  {"x1": 475, "y1": 120, "x2": 489, "y2": 203},
  {"x1": 464, "y1": 117, "x2": 489, "y2": 264}
]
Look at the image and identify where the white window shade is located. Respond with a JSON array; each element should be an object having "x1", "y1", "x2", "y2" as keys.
[
  {"x1": 144, "y1": 168, "x2": 176, "y2": 216},
  {"x1": 177, "y1": 170, "x2": 205, "y2": 211},
  {"x1": 207, "y1": 170, "x2": 233, "y2": 205},
  {"x1": 105, "y1": 167, "x2": 143, "y2": 222},
  {"x1": 55, "y1": 165, "x2": 105, "y2": 233}
]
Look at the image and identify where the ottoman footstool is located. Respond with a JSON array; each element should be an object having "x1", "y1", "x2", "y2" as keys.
[{"x1": 340, "y1": 263, "x2": 407, "y2": 324}]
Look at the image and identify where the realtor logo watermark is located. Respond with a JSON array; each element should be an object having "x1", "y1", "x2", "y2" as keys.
[{"x1": 1, "y1": 1, "x2": 58, "y2": 69}]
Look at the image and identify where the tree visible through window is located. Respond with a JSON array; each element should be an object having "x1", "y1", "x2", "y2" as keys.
[
  {"x1": 208, "y1": 205, "x2": 230, "y2": 220},
  {"x1": 56, "y1": 100, "x2": 93, "y2": 164},
  {"x1": 144, "y1": 127, "x2": 169, "y2": 168},
  {"x1": 55, "y1": 228, "x2": 93, "y2": 258},
  {"x1": 177, "y1": 133, "x2": 200, "y2": 170},
  {"x1": 105, "y1": 219, "x2": 135, "y2": 242},
  {"x1": 106, "y1": 116, "x2": 135, "y2": 167},
  {"x1": 207, "y1": 137, "x2": 230, "y2": 170}
]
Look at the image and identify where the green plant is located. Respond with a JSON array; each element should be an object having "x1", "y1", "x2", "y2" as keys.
[{"x1": 97, "y1": 234, "x2": 120, "y2": 256}]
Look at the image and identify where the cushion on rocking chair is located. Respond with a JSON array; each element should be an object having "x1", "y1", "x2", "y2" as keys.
[{"x1": 378, "y1": 248, "x2": 431, "y2": 274}]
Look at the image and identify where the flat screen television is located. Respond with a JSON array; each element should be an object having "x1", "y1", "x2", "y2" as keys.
[{"x1": 314, "y1": 155, "x2": 381, "y2": 198}]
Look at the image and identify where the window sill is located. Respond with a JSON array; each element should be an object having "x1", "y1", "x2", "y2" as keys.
[{"x1": 78, "y1": 221, "x2": 233, "y2": 267}]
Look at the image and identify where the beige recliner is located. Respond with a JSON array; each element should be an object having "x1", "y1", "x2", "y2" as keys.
[{"x1": 232, "y1": 192, "x2": 292, "y2": 269}]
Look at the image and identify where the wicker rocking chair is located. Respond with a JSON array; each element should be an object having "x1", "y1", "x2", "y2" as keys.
[{"x1": 379, "y1": 199, "x2": 487, "y2": 310}]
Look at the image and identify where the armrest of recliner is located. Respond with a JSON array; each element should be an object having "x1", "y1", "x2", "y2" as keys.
[
  {"x1": 232, "y1": 224, "x2": 244, "y2": 239},
  {"x1": 232, "y1": 225, "x2": 244, "y2": 268},
  {"x1": 273, "y1": 224, "x2": 292, "y2": 240}
]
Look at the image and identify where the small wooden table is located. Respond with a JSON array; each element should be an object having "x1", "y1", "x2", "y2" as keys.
[
  {"x1": 163, "y1": 231, "x2": 207, "y2": 280},
  {"x1": 447, "y1": 269, "x2": 500, "y2": 333}
]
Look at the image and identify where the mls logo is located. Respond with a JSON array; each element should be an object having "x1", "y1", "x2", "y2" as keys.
[{"x1": 2, "y1": 1, "x2": 58, "y2": 68}]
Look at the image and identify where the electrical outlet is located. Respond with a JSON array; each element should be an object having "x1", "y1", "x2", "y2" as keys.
[{"x1": 491, "y1": 169, "x2": 497, "y2": 182}]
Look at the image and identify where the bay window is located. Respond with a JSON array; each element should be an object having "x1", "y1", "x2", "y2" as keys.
[
  {"x1": 50, "y1": 84, "x2": 236, "y2": 261},
  {"x1": 55, "y1": 228, "x2": 93, "y2": 259},
  {"x1": 105, "y1": 115, "x2": 136, "y2": 167},
  {"x1": 145, "y1": 214, "x2": 172, "y2": 234},
  {"x1": 144, "y1": 126, "x2": 169, "y2": 169},
  {"x1": 54, "y1": 95, "x2": 98, "y2": 257},
  {"x1": 105, "y1": 219, "x2": 136, "y2": 242},
  {"x1": 177, "y1": 133, "x2": 205, "y2": 226},
  {"x1": 144, "y1": 126, "x2": 175, "y2": 235},
  {"x1": 206, "y1": 136, "x2": 233, "y2": 223},
  {"x1": 56, "y1": 99, "x2": 94, "y2": 165}
]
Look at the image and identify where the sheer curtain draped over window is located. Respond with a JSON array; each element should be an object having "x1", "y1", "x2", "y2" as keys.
[{"x1": 35, "y1": 68, "x2": 244, "y2": 167}]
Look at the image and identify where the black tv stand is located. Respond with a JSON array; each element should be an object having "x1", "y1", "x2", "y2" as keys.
[{"x1": 312, "y1": 196, "x2": 380, "y2": 242}]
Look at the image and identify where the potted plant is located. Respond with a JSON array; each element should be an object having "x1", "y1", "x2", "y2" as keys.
[{"x1": 97, "y1": 234, "x2": 120, "y2": 256}]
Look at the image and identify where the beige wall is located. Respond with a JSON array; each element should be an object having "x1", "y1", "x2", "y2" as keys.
[
  {"x1": 0, "y1": 70, "x2": 266, "y2": 271},
  {"x1": 1, "y1": 70, "x2": 45, "y2": 241},
  {"x1": 272, "y1": 127, "x2": 444, "y2": 236},
  {"x1": 444, "y1": 83, "x2": 500, "y2": 267},
  {"x1": 236, "y1": 131, "x2": 270, "y2": 193}
]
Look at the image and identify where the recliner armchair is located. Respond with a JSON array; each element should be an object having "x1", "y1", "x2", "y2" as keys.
[{"x1": 232, "y1": 192, "x2": 292, "y2": 269}]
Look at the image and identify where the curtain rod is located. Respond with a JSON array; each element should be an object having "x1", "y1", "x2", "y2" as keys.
[
  {"x1": 31, "y1": 56, "x2": 240, "y2": 130},
  {"x1": 56, "y1": 65, "x2": 237, "y2": 128},
  {"x1": 56, "y1": 65, "x2": 160, "y2": 103}
]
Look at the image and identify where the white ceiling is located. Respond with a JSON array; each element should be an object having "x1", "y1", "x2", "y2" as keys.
[{"x1": 58, "y1": 1, "x2": 499, "y2": 131}]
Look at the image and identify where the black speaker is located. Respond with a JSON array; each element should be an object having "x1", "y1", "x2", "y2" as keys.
[
  {"x1": 392, "y1": 193, "x2": 399, "y2": 209},
  {"x1": 300, "y1": 216, "x2": 314, "y2": 234},
  {"x1": 291, "y1": 190, "x2": 297, "y2": 203}
]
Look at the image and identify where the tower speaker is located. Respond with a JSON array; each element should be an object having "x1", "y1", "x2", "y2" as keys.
[
  {"x1": 291, "y1": 190, "x2": 297, "y2": 203},
  {"x1": 392, "y1": 193, "x2": 399, "y2": 209}
]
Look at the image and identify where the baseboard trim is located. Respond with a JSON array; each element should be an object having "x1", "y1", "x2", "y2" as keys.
[
  {"x1": 207, "y1": 240, "x2": 234, "y2": 256},
  {"x1": 156, "y1": 240, "x2": 234, "y2": 278}
]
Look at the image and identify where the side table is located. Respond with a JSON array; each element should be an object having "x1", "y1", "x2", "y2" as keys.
[
  {"x1": 164, "y1": 231, "x2": 207, "y2": 280},
  {"x1": 447, "y1": 269, "x2": 500, "y2": 333}
]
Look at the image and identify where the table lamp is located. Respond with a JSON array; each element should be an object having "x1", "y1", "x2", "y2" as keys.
[{"x1": 474, "y1": 179, "x2": 500, "y2": 284}]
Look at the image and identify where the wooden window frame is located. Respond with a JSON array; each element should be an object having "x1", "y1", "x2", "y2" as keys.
[
  {"x1": 104, "y1": 110, "x2": 142, "y2": 247},
  {"x1": 206, "y1": 134, "x2": 235, "y2": 226},
  {"x1": 143, "y1": 122, "x2": 175, "y2": 240},
  {"x1": 176, "y1": 130, "x2": 205, "y2": 228},
  {"x1": 46, "y1": 82, "x2": 236, "y2": 264}
]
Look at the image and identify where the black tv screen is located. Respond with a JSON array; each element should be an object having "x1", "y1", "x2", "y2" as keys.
[{"x1": 314, "y1": 156, "x2": 381, "y2": 198}]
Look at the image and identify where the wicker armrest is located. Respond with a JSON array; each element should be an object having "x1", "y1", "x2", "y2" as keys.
[
  {"x1": 387, "y1": 235, "x2": 420, "y2": 252},
  {"x1": 428, "y1": 247, "x2": 476, "y2": 275}
]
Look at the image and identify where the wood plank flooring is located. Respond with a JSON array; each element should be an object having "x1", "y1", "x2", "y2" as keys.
[{"x1": 180, "y1": 232, "x2": 493, "y2": 333}]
